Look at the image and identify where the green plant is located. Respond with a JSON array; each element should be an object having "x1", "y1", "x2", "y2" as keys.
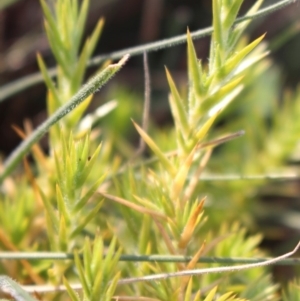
[{"x1": 1, "y1": 0, "x2": 300, "y2": 300}]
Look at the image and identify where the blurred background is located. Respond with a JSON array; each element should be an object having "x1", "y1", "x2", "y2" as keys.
[{"x1": 1, "y1": 0, "x2": 300, "y2": 154}]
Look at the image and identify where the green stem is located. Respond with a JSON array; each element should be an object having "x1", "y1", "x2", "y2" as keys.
[
  {"x1": 0, "y1": 0, "x2": 298, "y2": 102},
  {"x1": 0, "y1": 252, "x2": 300, "y2": 266},
  {"x1": 0, "y1": 55, "x2": 129, "y2": 185}
]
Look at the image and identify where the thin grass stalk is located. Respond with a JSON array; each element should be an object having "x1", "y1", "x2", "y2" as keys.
[{"x1": 0, "y1": 0, "x2": 298, "y2": 103}]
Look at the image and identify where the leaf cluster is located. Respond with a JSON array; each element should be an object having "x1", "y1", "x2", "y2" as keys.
[{"x1": 1, "y1": 0, "x2": 300, "y2": 300}]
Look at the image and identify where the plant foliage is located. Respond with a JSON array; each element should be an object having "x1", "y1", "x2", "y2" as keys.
[{"x1": 1, "y1": 0, "x2": 300, "y2": 300}]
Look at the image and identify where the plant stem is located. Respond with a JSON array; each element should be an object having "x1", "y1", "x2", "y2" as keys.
[{"x1": 0, "y1": 0, "x2": 298, "y2": 103}]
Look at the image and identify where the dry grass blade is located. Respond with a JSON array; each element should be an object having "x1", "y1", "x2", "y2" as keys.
[
  {"x1": 178, "y1": 198, "x2": 205, "y2": 249},
  {"x1": 117, "y1": 241, "x2": 300, "y2": 284},
  {"x1": 196, "y1": 130, "x2": 245, "y2": 150},
  {"x1": 98, "y1": 191, "x2": 168, "y2": 220},
  {"x1": 16, "y1": 241, "x2": 300, "y2": 293}
]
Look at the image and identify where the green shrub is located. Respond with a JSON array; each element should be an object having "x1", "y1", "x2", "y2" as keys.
[{"x1": 1, "y1": 0, "x2": 300, "y2": 300}]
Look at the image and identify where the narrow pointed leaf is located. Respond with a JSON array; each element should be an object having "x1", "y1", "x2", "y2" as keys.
[
  {"x1": 101, "y1": 236, "x2": 118, "y2": 273},
  {"x1": 223, "y1": 34, "x2": 266, "y2": 75},
  {"x1": 184, "y1": 278, "x2": 193, "y2": 301},
  {"x1": 133, "y1": 195, "x2": 161, "y2": 212},
  {"x1": 208, "y1": 85, "x2": 243, "y2": 117},
  {"x1": 63, "y1": 277, "x2": 81, "y2": 301},
  {"x1": 58, "y1": 214, "x2": 68, "y2": 251},
  {"x1": 65, "y1": 155, "x2": 75, "y2": 199},
  {"x1": 68, "y1": 93, "x2": 93, "y2": 129},
  {"x1": 37, "y1": 54, "x2": 60, "y2": 106},
  {"x1": 202, "y1": 76, "x2": 244, "y2": 113},
  {"x1": 93, "y1": 271, "x2": 104, "y2": 300},
  {"x1": 72, "y1": 41, "x2": 91, "y2": 91},
  {"x1": 212, "y1": 0, "x2": 224, "y2": 49},
  {"x1": 86, "y1": 18, "x2": 104, "y2": 59},
  {"x1": 71, "y1": 200, "x2": 103, "y2": 238},
  {"x1": 204, "y1": 286, "x2": 217, "y2": 301},
  {"x1": 217, "y1": 292, "x2": 235, "y2": 301},
  {"x1": 187, "y1": 240, "x2": 205, "y2": 269},
  {"x1": 224, "y1": 0, "x2": 244, "y2": 30},
  {"x1": 56, "y1": 184, "x2": 71, "y2": 225},
  {"x1": 73, "y1": 175, "x2": 106, "y2": 212},
  {"x1": 104, "y1": 272, "x2": 120, "y2": 301},
  {"x1": 194, "y1": 112, "x2": 218, "y2": 142},
  {"x1": 77, "y1": 143, "x2": 101, "y2": 186},
  {"x1": 91, "y1": 236, "x2": 103, "y2": 276},
  {"x1": 40, "y1": 0, "x2": 61, "y2": 41},
  {"x1": 193, "y1": 290, "x2": 201, "y2": 301},
  {"x1": 14, "y1": 125, "x2": 49, "y2": 171},
  {"x1": 83, "y1": 238, "x2": 93, "y2": 285},
  {"x1": 138, "y1": 215, "x2": 151, "y2": 253},
  {"x1": 76, "y1": 134, "x2": 90, "y2": 174},
  {"x1": 99, "y1": 191, "x2": 167, "y2": 219},
  {"x1": 74, "y1": 0, "x2": 90, "y2": 51},
  {"x1": 178, "y1": 198, "x2": 205, "y2": 249},
  {"x1": 38, "y1": 187, "x2": 59, "y2": 232},
  {"x1": 187, "y1": 30, "x2": 203, "y2": 101},
  {"x1": 0, "y1": 54, "x2": 129, "y2": 184},
  {"x1": 228, "y1": 0, "x2": 263, "y2": 48},
  {"x1": 70, "y1": 0, "x2": 78, "y2": 20},
  {"x1": 233, "y1": 50, "x2": 268, "y2": 76},
  {"x1": 133, "y1": 120, "x2": 176, "y2": 176},
  {"x1": 45, "y1": 23, "x2": 72, "y2": 77},
  {"x1": 54, "y1": 151, "x2": 64, "y2": 188},
  {"x1": 171, "y1": 147, "x2": 196, "y2": 201},
  {"x1": 74, "y1": 251, "x2": 90, "y2": 297},
  {"x1": 154, "y1": 219, "x2": 178, "y2": 256},
  {"x1": 165, "y1": 68, "x2": 189, "y2": 136}
]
